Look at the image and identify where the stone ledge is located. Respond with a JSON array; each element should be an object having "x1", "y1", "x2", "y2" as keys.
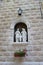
[
  {"x1": 13, "y1": 42, "x2": 29, "y2": 46},
  {"x1": 0, "y1": 62, "x2": 43, "y2": 65}
]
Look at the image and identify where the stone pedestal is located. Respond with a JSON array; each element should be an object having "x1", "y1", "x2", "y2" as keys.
[{"x1": 13, "y1": 42, "x2": 28, "y2": 51}]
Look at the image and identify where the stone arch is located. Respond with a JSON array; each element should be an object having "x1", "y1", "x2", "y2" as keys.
[{"x1": 10, "y1": 16, "x2": 30, "y2": 42}]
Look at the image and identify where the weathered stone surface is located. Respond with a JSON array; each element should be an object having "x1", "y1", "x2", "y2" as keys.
[
  {"x1": 0, "y1": 0, "x2": 43, "y2": 63},
  {"x1": 0, "y1": 62, "x2": 41, "y2": 65}
]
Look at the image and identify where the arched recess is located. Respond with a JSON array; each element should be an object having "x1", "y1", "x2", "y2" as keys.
[{"x1": 14, "y1": 22, "x2": 28, "y2": 42}]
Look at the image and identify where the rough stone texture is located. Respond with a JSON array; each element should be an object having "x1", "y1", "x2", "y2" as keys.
[
  {"x1": 0, "y1": 62, "x2": 41, "y2": 65},
  {"x1": 0, "y1": 0, "x2": 43, "y2": 64}
]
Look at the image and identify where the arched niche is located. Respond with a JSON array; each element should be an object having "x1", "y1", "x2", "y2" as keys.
[{"x1": 14, "y1": 22, "x2": 28, "y2": 42}]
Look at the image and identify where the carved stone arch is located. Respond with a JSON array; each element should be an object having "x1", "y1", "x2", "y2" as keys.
[
  {"x1": 10, "y1": 17, "x2": 30, "y2": 30},
  {"x1": 10, "y1": 16, "x2": 30, "y2": 42}
]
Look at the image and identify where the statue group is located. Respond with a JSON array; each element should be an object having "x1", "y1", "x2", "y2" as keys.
[{"x1": 15, "y1": 28, "x2": 27, "y2": 42}]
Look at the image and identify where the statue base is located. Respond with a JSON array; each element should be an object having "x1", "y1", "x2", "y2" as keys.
[{"x1": 13, "y1": 42, "x2": 28, "y2": 51}]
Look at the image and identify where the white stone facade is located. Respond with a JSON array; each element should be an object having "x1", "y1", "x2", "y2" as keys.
[{"x1": 0, "y1": 0, "x2": 43, "y2": 64}]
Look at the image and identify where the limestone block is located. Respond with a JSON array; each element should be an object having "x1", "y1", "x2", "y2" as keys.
[
  {"x1": 0, "y1": 62, "x2": 40, "y2": 65},
  {"x1": 32, "y1": 45, "x2": 41, "y2": 51}
]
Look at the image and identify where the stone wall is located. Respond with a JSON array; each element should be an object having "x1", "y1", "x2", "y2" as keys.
[{"x1": 0, "y1": 0, "x2": 43, "y2": 63}]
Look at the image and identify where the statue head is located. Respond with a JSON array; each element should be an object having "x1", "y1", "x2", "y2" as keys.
[
  {"x1": 22, "y1": 28, "x2": 25, "y2": 31},
  {"x1": 17, "y1": 28, "x2": 19, "y2": 31}
]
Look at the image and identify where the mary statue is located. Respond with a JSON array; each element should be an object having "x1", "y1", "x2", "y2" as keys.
[
  {"x1": 15, "y1": 28, "x2": 22, "y2": 42},
  {"x1": 21, "y1": 28, "x2": 27, "y2": 42},
  {"x1": 15, "y1": 28, "x2": 20, "y2": 42}
]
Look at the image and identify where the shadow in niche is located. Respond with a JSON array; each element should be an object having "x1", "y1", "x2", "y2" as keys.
[{"x1": 14, "y1": 22, "x2": 28, "y2": 42}]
